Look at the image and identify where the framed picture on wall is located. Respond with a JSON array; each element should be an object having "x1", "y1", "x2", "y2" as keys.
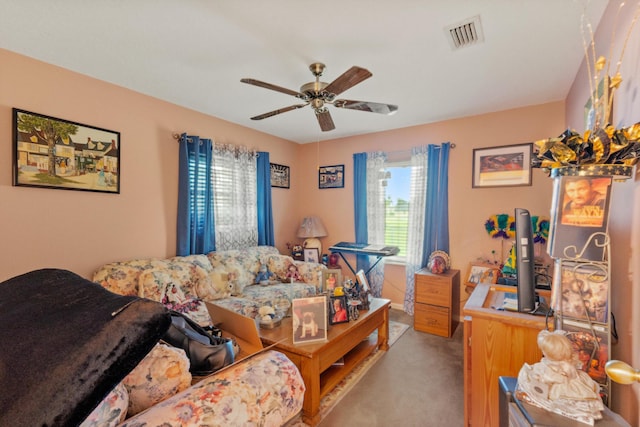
[
  {"x1": 13, "y1": 108, "x2": 120, "y2": 194},
  {"x1": 319, "y1": 164, "x2": 344, "y2": 189},
  {"x1": 472, "y1": 143, "x2": 532, "y2": 188},
  {"x1": 270, "y1": 163, "x2": 290, "y2": 189}
]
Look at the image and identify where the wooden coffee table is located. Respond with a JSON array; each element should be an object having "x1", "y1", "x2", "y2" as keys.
[{"x1": 259, "y1": 297, "x2": 390, "y2": 426}]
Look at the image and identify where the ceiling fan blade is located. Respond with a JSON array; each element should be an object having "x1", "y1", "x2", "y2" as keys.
[
  {"x1": 323, "y1": 66, "x2": 372, "y2": 96},
  {"x1": 333, "y1": 99, "x2": 398, "y2": 115},
  {"x1": 250, "y1": 104, "x2": 308, "y2": 120},
  {"x1": 241, "y1": 78, "x2": 305, "y2": 98},
  {"x1": 316, "y1": 109, "x2": 335, "y2": 132}
]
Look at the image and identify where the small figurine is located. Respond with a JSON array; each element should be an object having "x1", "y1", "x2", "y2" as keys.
[
  {"x1": 285, "y1": 263, "x2": 302, "y2": 282},
  {"x1": 255, "y1": 264, "x2": 274, "y2": 284}
]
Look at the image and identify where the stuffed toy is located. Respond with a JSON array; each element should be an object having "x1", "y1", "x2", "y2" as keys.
[
  {"x1": 255, "y1": 264, "x2": 274, "y2": 284},
  {"x1": 285, "y1": 264, "x2": 302, "y2": 282}
]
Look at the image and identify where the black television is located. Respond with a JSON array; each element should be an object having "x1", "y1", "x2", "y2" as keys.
[{"x1": 514, "y1": 208, "x2": 536, "y2": 313}]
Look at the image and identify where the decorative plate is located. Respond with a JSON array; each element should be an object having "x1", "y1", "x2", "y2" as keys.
[{"x1": 427, "y1": 250, "x2": 451, "y2": 274}]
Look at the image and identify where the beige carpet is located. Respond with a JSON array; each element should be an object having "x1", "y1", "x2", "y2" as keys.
[{"x1": 289, "y1": 320, "x2": 410, "y2": 426}]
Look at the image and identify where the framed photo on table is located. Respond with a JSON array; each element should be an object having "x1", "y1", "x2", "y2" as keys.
[
  {"x1": 465, "y1": 263, "x2": 500, "y2": 285},
  {"x1": 303, "y1": 248, "x2": 320, "y2": 263},
  {"x1": 321, "y1": 269, "x2": 342, "y2": 294},
  {"x1": 472, "y1": 143, "x2": 532, "y2": 188},
  {"x1": 329, "y1": 295, "x2": 349, "y2": 325},
  {"x1": 292, "y1": 296, "x2": 328, "y2": 344}
]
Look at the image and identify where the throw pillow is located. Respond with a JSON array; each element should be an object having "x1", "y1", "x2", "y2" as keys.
[{"x1": 123, "y1": 343, "x2": 192, "y2": 416}]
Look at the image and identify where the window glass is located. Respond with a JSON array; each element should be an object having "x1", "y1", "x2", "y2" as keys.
[{"x1": 384, "y1": 162, "x2": 411, "y2": 257}]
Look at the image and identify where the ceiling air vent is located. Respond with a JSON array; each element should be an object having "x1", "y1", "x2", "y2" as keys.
[{"x1": 445, "y1": 15, "x2": 484, "y2": 50}]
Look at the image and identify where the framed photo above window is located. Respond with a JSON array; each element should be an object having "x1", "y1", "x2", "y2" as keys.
[
  {"x1": 472, "y1": 143, "x2": 532, "y2": 188},
  {"x1": 13, "y1": 108, "x2": 120, "y2": 194},
  {"x1": 319, "y1": 164, "x2": 344, "y2": 189},
  {"x1": 270, "y1": 163, "x2": 290, "y2": 189}
]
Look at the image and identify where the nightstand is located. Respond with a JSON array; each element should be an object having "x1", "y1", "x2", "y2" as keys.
[{"x1": 413, "y1": 268, "x2": 460, "y2": 337}]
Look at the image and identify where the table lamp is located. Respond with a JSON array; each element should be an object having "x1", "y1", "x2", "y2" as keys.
[{"x1": 297, "y1": 216, "x2": 327, "y2": 255}]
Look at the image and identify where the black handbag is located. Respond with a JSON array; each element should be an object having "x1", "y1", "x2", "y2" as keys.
[{"x1": 161, "y1": 310, "x2": 235, "y2": 376}]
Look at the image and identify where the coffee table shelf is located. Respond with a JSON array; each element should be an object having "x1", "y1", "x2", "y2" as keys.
[
  {"x1": 319, "y1": 333, "x2": 377, "y2": 398},
  {"x1": 259, "y1": 297, "x2": 390, "y2": 426}
]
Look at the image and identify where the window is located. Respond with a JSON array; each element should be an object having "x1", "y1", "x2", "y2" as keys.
[
  {"x1": 383, "y1": 161, "x2": 411, "y2": 258},
  {"x1": 211, "y1": 147, "x2": 258, "y2": 250}
]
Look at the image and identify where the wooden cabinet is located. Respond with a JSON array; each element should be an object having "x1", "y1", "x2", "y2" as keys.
[
  {"x1": 463, "y1": 284, "x2": 552, "y2": 427},
  {"x1": 414, "y1": 268, "x2": 460, "y2": 337}
]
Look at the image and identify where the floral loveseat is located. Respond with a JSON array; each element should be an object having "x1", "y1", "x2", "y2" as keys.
[{"x1": 92, "y1": 246, "x2": 325, "y2": 321}]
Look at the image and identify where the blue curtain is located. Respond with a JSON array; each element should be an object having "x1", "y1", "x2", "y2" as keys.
[
  {"x1": 176, "y1": 133, "x2": 216, "y2": 255},
  {"x1": 256, "y1": 151, "x2": 275, "y2": 246},
  {"x1": 353, "y1": 153, "x2": 369, "y2": 273},
  {"x1": 422, "y1": 142, "x2": 451, "y2": 263}
]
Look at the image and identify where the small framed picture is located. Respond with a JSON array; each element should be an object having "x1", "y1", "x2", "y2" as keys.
[
  {"x1": 303, "y1": 248, "x2": 320, "y2": 263},
  {"x1": 465, "y1": 263, "x2": 500, "y2": 285},
  {"x1": 472, "y1": 143, "x2": 532, "y2": 188},
  {"x1": 270, "y1": 163, "x2": 290, "y2": 189},
  {"x1": 319, "y1": 164, "x2": 345, "y2": 189},
  {"x1": 329, "y1": 295, "x2": 349, "y2": 325},
  {"x1": 321, "y1": 268, "x2": 342, "y2": 294},
  {"x1": 292, "y1": 296, "x2": 328, "y2": 344},
  {"x1": 356, "y1": 269, "x2": 370, "y2": 292}
]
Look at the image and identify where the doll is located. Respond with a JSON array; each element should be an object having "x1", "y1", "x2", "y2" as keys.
[
  {"x1": 516, "y1": 330, "x2": 604, "y2": 425},
  {"x1": 285, "y1": 263, "x2": 302, "y2": 282},
  {"x1": 254, "y1": 264, "x2": 274, "y2": 284}
]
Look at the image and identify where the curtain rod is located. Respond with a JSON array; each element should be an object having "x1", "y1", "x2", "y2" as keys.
[{"x1": 173, "y1": 133, "x2": 456, "y2": 150}]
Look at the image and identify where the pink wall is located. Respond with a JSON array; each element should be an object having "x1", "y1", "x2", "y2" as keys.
[
  {"x1": 295, "y1": 103, "x2": 564, "y2": 305},
  {"x1": 565, "y1": 2, "x2": 640, "y2": 422},
  {"x1": 0, "y1": 49, "x2": 299, "y2": 280}
]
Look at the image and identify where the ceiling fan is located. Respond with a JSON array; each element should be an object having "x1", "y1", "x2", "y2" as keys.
[{"x1": 241, "y1": 62, "x2": 398, "y2": 132}]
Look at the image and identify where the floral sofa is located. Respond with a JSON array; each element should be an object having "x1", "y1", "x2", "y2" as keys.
[
  {"x1": 82, "y1": 346, "x2": 305, "y2": 427},
  {"x1": 92, "y1": 246, "x2": 325, "y2": 321}
]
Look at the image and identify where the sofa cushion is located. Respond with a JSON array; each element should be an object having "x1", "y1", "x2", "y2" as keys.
[
  {"x1": 0, "y1": 269, "x2": 171, "y2": 427},
  {"x1": 79, "y1": 383, "x2": 129, "y2": 427},
  {"x1": 123, "y1": 343, "x2": 192, "y2": 416}
]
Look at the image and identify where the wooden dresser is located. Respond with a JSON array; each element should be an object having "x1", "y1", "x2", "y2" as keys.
[{"x1": 413, "y1": 268, "x2": 460, "y2": 337}]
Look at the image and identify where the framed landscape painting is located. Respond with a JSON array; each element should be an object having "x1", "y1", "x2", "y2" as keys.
[
  {"x1": 472, "y1": 143, "x2": 532, "y2": 188},
  {"x1": 319, "y1": 164, "x2": 344, "y2": 189},
  {"x1": 13, "y1": 108, "x2": 120, "y2": 194}
]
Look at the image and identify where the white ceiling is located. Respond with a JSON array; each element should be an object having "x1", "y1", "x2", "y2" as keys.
[{"x1": 0, "y1": 1, "x2": 608, "y2": 144}]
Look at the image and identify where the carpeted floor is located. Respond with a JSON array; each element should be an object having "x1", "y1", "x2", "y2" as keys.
[{"x1": 288, "y1": 319, "x2": 410, "y2": 427}]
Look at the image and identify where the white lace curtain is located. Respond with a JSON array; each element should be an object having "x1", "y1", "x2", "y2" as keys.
[
  {"x1": 404, "y1": 146, "x2": 428, "y2": 314},
  {"x1": 212, "y1": 143, "x2": 258, "y2": 250},
  {"x1": 366, "y1": 152, "x2": 387, "y2": 296}
]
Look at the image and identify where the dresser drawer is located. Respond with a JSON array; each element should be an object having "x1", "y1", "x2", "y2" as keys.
[
  {"x1": 414, "y1": 303, "x2": 450, "y2": 337},
  {"x1": 415, "y1": 279, "x2": 450, "y2": 306}
]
